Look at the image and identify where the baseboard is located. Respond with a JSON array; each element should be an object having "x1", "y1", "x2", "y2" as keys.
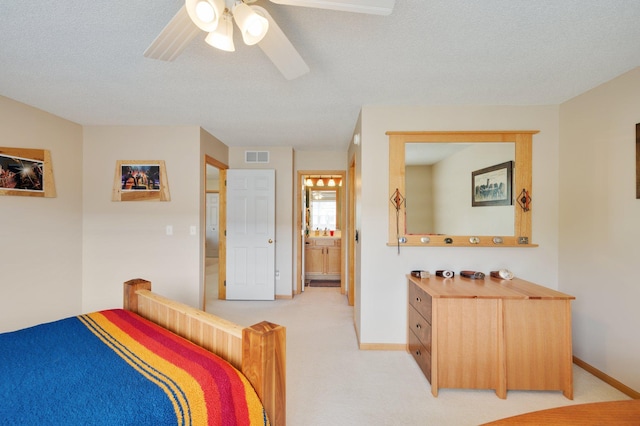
[
  {"x1": 275, "y1": 294, "x2": 293, "y2": 300},
  {"x1": 573, "y1": 356, "x2": 640, "y2": 399},
  {"x1": 359, "y1": 342, "x2": 406, "y2": 351}
]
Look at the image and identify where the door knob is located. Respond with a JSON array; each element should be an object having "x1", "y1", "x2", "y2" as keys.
[{"x1": 268, "y1": 239, "x2": 273, "y2": 244}]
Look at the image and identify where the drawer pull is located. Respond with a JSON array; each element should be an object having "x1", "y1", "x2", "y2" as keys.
[
  {"x1": 415, "y1": 349, "x2": 421, "y2": 356},
  {"x1": 416, "y1": 297, "x2": 421, "y2": 303},
  {"x1": 415, "y1": 323, "x2": 421, "y2": 329}
]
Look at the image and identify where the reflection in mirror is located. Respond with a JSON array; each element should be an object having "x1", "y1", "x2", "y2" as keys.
[
  {"x1": 405, "y1": 142, "x2": 514, "y2": 236},
  {"x1": 309, "y1": 189, "x2": 337, "y2": 230},
  {"x1": 304, "y1": 175, "x2": 342, "y2": 231}
]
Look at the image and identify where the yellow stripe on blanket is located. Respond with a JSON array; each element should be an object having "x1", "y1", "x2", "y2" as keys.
[{"x1": 78, "y1": 312, "x2": 207, "y2": 426}]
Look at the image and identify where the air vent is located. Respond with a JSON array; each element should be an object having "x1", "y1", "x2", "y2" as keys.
[{"x1": 245, "y1": 151, "x2": 269, "y2": 163}]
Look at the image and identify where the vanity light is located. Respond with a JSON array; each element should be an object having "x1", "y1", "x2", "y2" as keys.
[
  {"x1": 305, "y1": 178, "x2": 313, "y2": 186},
  {"x1": 492, "y1": 237, "x2": 503, "y2": 244},
  {"x1": 328, "y1": 178, "x2": 336, "y2": 187},
  {"x1": 420, "y1": 237, "x2": 430, "y2": 244},
  {"x1": 469, "y1": 236, "x2": 480, "y2": 244},
  {"x1": 316, "y1": 178, "x2": 324, "y2": 186}
]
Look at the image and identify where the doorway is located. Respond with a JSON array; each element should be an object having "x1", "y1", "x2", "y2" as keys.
[
  {"x1": 296, "y1": 170, "x2": 346, "y2": 294},
  {"x1": 203, "y1": 156, "x2": 227, "y2": 310}
]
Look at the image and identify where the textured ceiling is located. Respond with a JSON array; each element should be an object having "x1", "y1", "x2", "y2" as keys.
[{"x1": 1, "y1": 1, "x2": 640, "y2": 151}]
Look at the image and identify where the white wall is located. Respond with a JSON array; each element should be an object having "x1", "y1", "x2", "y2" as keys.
[
  {"x1": 433, "y1": 143, "x2": 514, "y2": 235},
  {"x1": 405, "y1": 165, "x2": 433, "y2": 234},
  {"x1": 82, "y1": 126, "x2": 203, "y2": 311},
  {"x1": 358, "y1": 105, "x2": 560, "y2": 344},
  {"x1": 295, "y1": 150, "x2": 348, "y2": 171},
  {"x1": 229, "y1": 146, "x2": 295, "y2": 297},
  {"x1": 0, "y1": 95, "x2": 83, "y2": 332},
  {"x1": 559, "y1": 67, "x2": 640, "y2": 391}
]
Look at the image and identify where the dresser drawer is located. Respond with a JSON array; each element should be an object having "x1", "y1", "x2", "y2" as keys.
[
  {"x1": 408, "y1": 305, "x2": 431, "y2": 352},
  {"x1": 408, "y1": 282, "x2": 432, "y2": 323},
  {"x1": 408, "y1": 329, "x2": 432, "y2": 383}
]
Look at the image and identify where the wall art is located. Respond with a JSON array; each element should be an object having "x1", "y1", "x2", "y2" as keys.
[
  {"x1": 112, "y1": 160, "x2": 170, "y2": 201},
  {"x1": 471, "y1": 161, "x2": 513, "y2": 207},
  {"x1": 0, "y1": 146, "x2": 56, "y2": 198}
]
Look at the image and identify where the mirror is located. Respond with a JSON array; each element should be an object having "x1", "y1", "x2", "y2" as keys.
[
  {"x1": 405, "y1": 142, "x2": 514, "y2": 235},
  {"x1": 304, "y1": 175, "x2": 342, "y2": 232},
  {"x1": 388, "y1": 130, "x2": 537, "y2": 247},
  {"x1": 309, "y1": 189, "x2": 338, "y2": 230}
]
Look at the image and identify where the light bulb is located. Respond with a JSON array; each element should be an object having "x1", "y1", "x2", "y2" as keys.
[
  {"x1": 196, "y1": 1, "x2": 215, "y2": 23},
  {"x1": 246, "y1": 16, "x2": 265, "y2": 37}
]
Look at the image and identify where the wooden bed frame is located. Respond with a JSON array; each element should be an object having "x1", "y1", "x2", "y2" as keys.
[{"x1": 123, "y1": 278, "x2": 286, "y2": 426}]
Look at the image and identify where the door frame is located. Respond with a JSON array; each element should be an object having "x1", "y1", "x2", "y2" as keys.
[
  {"x1": 348, "y1": 157, "x2": 356, "y2": 306},
  {"x1": 295, "y1": 170, "x2": 346, "y2": 294},
  {"x1": 203, "y1": 155, "x2": 228, "y2": 309}
]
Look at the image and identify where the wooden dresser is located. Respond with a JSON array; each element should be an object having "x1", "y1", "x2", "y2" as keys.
[{"x1": 407, "y1": 274, "x2": 575, "y2": 399}]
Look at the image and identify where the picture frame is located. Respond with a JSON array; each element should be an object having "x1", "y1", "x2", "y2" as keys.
[
  {"x1": 471, "y1": 161, "x2": 513, "y2": 207},
  {"x1": 112, "y1": 160, "x2": 170, "y2": 202},
  {"x1": 0, "y1": 146, "x2": 56, "y2": 198}
]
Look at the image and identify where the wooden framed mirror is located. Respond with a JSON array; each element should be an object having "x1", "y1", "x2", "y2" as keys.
[{"x1": 387, "y1": 130, "x2": 538, "y2": 247}]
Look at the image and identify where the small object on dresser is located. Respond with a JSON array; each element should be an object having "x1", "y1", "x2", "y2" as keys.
[
  {"x1": 490, "y1": 269, "x2": 514, "y2": 280},
  {"x1": 435, "y1": 270, "x2": 454, "y2": 278},
  {"x1": 411, "y1": 270, "x2": 430, "y2": 279},
  {"x1": 460, "y1": 270, "x2": 485, "y2": 279}
]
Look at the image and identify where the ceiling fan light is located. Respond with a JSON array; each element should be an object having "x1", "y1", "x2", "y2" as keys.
[
  {"x1": 186, "y1": 0, "x2": 224, "y2": 32},
  {"x1": 205, "y1": 13, "x2": 235, "y2": 52},
  {"x1": 233, "y1": 3, "x2": 269, "y2": 45}
]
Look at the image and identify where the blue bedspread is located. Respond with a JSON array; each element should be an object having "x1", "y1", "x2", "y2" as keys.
[{"x1": 0, "y1": 309, "x2": 268, "y2": 425}]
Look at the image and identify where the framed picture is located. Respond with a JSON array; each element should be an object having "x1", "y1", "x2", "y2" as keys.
[
  {"x1": 112, "y1": 160, "x2": 170, "y2": 202},
  {"x1": 0, "y1": 146, "x2": 56, "y2": 198},
  {"x1": 472, "y1": 161, "x2": 513, "y2": 207}
]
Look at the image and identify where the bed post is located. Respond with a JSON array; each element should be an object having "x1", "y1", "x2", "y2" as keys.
[
  {"x1": 242, "y1": 321, "x2": 286, "y2": 426},
  {"x1": 123, "y1": 278, "x2": 152, "y2": 313}
]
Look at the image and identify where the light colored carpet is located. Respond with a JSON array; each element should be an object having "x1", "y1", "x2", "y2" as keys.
[{"x1": 206, "y1": 287, "x2": 630, "y2": 426}]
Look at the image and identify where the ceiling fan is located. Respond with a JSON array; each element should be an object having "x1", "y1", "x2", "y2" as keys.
[{"x1": 144, "y1": 0, "x2": 395, "y2": 80}]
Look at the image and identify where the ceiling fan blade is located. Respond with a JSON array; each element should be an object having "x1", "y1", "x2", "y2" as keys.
[
  {"x1": 144, "y1": 5, "x2": 200, "y2": 61},
  {"x1": 269, "y1": 0, "x2": 394, "y2": 15},
  {"x1": 253, "y1": 6, "x2": 310, "y2": 80}
]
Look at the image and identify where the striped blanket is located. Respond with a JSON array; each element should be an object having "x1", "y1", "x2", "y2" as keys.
[{"x1": 0, "y1": 309, "x2": 268, "y2": 426}]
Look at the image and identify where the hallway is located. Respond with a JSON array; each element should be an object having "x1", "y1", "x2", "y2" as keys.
[{"x1": 205, "y1": 256, "x2": 219, "y2": 306}]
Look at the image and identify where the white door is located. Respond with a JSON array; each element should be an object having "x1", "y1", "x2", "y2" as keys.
[
  {"x1": 206, "y1": 193, "x2": 219, "y2": 258},
  {"x1": 226, "y1": 169, "x2": 276, "y2": 300}
]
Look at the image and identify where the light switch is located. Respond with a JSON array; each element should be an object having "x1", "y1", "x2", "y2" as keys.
[
  {"x1": 166, "y1": 225, "x2": 173, "y2": 236},
  {"x1": 190, "y1": 225, "x2": 196, "y2": 235}
]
